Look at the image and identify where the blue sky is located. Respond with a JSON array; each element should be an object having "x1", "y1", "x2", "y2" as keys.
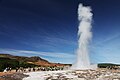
[{"x1": 0, "y1": 0, "x2": 120, "y2": 64}]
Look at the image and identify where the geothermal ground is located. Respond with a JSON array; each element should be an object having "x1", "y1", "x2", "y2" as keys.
[{"x1": 23, "y1": 69, "x2": 120, "y2": 80}]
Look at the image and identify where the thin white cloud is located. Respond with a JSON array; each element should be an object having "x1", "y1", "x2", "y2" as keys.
[
  {"x1": 95, "y1": 33, "x2": 120, "y2": 46},
  {"x1": 45, "y1": 37, "x2": 76, "y2": 46},
  {"x1": 0, "y1": 48, "x2": 74, "y2": 58}
]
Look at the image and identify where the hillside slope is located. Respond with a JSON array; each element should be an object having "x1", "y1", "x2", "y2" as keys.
[{"x1": 0, "y1": 54, "x2": 66, "y2": 67}]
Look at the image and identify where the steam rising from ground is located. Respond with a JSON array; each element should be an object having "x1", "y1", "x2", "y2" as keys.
[{"x1": 72, "y1": 4, "x2": 93, "y2": 69}]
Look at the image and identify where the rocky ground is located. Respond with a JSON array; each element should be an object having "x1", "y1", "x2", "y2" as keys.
[
  {"x1": 23, "y1": 69, "x2": 120, "y2": 80},
  {"x1": 0, "y1": 69, "x2": 120, "y2": 80},
  {"x1": 0, "y1": 73, "x2": 28, "y2": 80}
]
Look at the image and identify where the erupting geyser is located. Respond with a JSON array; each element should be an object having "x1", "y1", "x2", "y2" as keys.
[{"x1": 72, "y1": 4, "x2": 96, "y2": 70}]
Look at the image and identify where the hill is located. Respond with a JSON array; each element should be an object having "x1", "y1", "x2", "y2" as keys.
[
  {"x1": 0, "y1": 54, "x2": 68, "y2": 71},
  {"x1": 98, "y1": 63, "x2": 120, "y2": 68},
  {"x1": 0, "y1": 54, "x2": 48, "y2": 62}
]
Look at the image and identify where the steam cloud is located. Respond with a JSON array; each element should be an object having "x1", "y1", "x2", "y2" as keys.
[{"x1": 72, "y1": 4, "x2": 93, "y2": 69}]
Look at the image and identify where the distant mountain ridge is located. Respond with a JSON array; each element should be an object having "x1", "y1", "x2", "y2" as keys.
[
  {"x1": 0, "y1": 53, "x2": 68, "y2": 66},
  {"x1": 0, "y1": 54, "x2": 48, "y2": 62}
]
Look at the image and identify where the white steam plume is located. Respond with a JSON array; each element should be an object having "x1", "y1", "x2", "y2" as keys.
[{"x1": 72, "y1": 4, "x2": 93, "y2": 69}]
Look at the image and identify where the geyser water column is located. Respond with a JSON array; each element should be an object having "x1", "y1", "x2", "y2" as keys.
[{"x1": 72, "y1": 4, "x2": 93, "y2": 70}]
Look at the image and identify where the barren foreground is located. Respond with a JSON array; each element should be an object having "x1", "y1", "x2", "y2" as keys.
[{"x1": 23, "y1": 69, "x2": 120, "y2": 80}]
